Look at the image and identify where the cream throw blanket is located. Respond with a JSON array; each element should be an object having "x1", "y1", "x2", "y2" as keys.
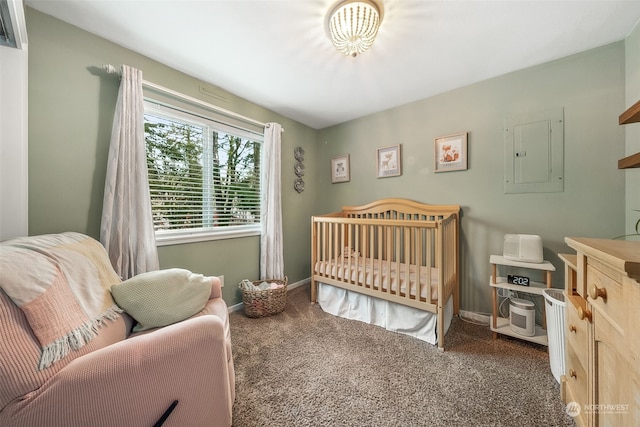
[{"x1": 0, "y1": 232, "x2": 123, "y2": 370}]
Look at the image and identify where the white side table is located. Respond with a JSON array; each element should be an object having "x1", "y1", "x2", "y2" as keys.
[{"x1": 489, "y1": 255, "x2": 556, "y2": 345}]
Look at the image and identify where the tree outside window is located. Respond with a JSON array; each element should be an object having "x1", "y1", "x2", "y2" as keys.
[{"x1": 143, "y1": 102, "x2": 261, "y2": 244}]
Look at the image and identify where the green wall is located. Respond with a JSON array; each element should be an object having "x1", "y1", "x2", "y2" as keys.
[
  {"x1": 26, "y1": 8, "x2": 317, "y2": 306},
  {"x1": 624, "y1": 24, "x2": 640, "y2": 236},
  {"x1": 27, "y1": 6, "x2": 633, "y2": 315},
  {"x1": 316, "y1": 43, "x2": 627, "y2": 315}
]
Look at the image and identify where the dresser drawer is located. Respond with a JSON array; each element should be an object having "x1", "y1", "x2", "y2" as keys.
[
  {"x1": 587, "y1": 264, "x2": 624, "y2": 329},
  {"x1": 565, "y1": 296, "x2": 589, "y2": 370},
  {"x1": 565, "y1": 343, "x2": 589, "y2": 412},
  {"x1": 563, "y1": 378, "x2": 588, "y2": 427}
]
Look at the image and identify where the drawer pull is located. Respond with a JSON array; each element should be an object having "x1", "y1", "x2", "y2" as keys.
[
  {"x1": 569, "y1": 369, "x2": 577, "y2": 379},
  {"x1": 569, "y1": 324, "x2": 577, "y2": 333},
  {"x1": 589, "y1": 284, "x2": 607, "y2": 301},
  {"x1": 578, "y1": 306, "x2": 592, "y2": 322}
]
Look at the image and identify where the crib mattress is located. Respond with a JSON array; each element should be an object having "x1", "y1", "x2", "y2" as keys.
[
  {"x1": 314, "y1": 256, "x2": 439, "y2": 301},
  {"x1": 317, "y1": 282, "x2": 453, "y2": 345}
]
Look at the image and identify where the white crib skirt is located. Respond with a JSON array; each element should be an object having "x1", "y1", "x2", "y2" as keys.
[{"x1": 317, "y1": 282, "x2": 453, "y2": 345}]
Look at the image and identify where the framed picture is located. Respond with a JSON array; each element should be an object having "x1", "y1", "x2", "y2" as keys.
[
  {"x1": 331, "y1": 154, "x2": 350, "y2": 183},
  {"x1": 376, "y1": 144, "x2": 402, "y2": 178},
  {"x1": 434, "y1": 132, "x2": 468, "y2": 172}
]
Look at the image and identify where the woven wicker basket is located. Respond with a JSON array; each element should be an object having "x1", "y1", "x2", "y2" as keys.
[{"x1": 240, "y1": 277, "x2": 288, "y2": 318}]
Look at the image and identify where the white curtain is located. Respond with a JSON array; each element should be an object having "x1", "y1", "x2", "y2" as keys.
[
  {"x1": 260, "y1": 123, "x2": 284, "y2": 279},
  {"x1": 100, "y1": 65, "x2": 159, "y2": 279}
]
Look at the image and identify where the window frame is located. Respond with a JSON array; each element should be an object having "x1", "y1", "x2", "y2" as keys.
[{"x1": 143, "y1": 99, "x2": 264, "y2": 246}]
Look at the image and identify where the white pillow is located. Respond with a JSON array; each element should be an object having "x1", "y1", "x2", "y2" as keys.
[{"x1": 110, "y1": 268, "x2": 212, "y2": 332}]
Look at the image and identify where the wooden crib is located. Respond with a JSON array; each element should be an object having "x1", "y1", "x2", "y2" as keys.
[{"x1": 311, "y1": 198, "x2": 460, "y2": 350}]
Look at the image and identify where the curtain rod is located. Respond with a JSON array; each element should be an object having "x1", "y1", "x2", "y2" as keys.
[{"x1": 101, "y1": 64, "x2": 282, "y2": 131}]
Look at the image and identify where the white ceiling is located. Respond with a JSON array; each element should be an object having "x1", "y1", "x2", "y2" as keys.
[{"x1": 25, "y1": 0, "x2": 640, "y2": 129}]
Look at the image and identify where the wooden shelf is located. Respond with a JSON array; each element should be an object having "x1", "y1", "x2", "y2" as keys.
[
  {"x1": 618, "y1": 100, "x2": 640, "y2": 169},
  {"x1": 619, "y1": 99, "x2": 640, "y2": 124},
  {"x1": 618, "y1": 152, "x2": 640, "y2": 169}
]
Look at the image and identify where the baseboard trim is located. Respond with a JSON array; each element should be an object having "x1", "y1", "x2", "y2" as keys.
[
  {"x1": 459, "y1": 310, "x2": 491, "y2": 325},
  {"x1": 231, "y1": 282, "x2": 491, "y2": 326}
]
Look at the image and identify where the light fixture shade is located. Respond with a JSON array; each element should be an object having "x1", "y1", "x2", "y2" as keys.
[{"x1": 328, "y1": 0, "x2": 382, "y2": 57}]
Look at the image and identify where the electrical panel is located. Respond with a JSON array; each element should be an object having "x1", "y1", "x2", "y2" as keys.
[{"x1": 504, "y1": 108, "x2": 564, "y2": 194}]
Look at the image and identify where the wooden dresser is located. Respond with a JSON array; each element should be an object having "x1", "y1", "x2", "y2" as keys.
[{"x1": 560, "y1": 238, "x2": 640, "y2": 427}]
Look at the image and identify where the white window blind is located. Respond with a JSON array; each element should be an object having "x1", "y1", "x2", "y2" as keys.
[{"x1": 144, "y1": 100, "x2": 263, "y2": 245}]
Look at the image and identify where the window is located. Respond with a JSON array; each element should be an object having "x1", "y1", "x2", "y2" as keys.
[{"x1": 144, "y1": 100, "x2": 262, "y2": 245}]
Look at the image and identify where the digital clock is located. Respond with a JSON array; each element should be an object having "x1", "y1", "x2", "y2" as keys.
[{"x1": 507, "y1": 274, "x2": 530, "y2": 286}]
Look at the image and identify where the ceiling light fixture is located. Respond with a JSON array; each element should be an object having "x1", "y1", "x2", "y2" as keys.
[{"x1": 327, "y1": 0, "x2": 383, "y2": 57}]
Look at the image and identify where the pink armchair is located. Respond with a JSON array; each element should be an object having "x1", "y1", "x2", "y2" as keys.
[{"x1": 0, "y1": 233, "x2": 235, "y2": 427}]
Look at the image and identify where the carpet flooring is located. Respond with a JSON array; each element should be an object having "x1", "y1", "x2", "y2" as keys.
[{"x1": 230, "y1": 284, "x2": 575, "y2": 427}]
